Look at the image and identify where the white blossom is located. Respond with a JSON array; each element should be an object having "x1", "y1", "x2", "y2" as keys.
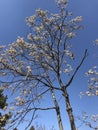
[
  {"x1": 36, "y1": 9, "x2": 48, "y2": 17},
  {"x1": 34, "y1": 25, "x2": 44, "y2": 33},
  {"x1": 86, "y1": 91, "x2": 91, "y2": 96},
  {"x1": 86, "y1": 69, "x2": 94, "y2": 75},
  {"x1": 33, "y1": 36, "x2": 41, "y2": 41},
  {"x1": 51, "y1": 14, "x2": 61, "y2": 19},
  {"x1": 64, "y1": 50, "x2": 74, "y2": 59},
  {"x1": 26, "y1": 66, "x2": 32, "y2": 73},
  {"x1": 9, "y1": 107, "x2": 15, "y2": 111},
  {"x1": 16, "y1": 37, "x2": 24, "y2": 44},
  {"x1": 57, "y1": 0, "x2": 67, "y2": 5},
  {"x1": 27, "y1": 33, "x2": 33, "y2": 41},
  {"x1": 66, "y1": 32, "x2": 76, "y2": 38},
  {"x1": 8, "y1": 46, "x2": 17, "y2": 55},
  {"x1": 95, "y1": 90, "x2": 98, "y2": 96},
  {"x1": 0, "y1": 45, "x2": 5, "y2": 50},
  {"x1": 95, "y1": 39, "x2": 98, "y2": 45},
  {"x1": 23, "y1": 89, "x2": 28, "y2": 96},
  {"x1": 26, "y1": 15, "x2": 36, "y2": 26},
  {"x1": 71, "y1": 16, "x2": 82, "y2": 23},
  {"x1": 63, "y1": 64, "x2": 73, "y2": 74},
  {"x1": 15, "y1": 96, "x2": 21, "y2": 101}
]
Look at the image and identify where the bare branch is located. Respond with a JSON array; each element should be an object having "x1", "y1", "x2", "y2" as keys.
[{"x1": 65, "y1": 49, "x2": 88, "y2": 88}]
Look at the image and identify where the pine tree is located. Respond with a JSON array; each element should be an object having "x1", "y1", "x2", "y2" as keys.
[
  {"x1": 30, "y1": 126, "x2": 35, "y2": 130},
  {"x1": 0, "y1": 89, "x2": 11, "y2": 130}
]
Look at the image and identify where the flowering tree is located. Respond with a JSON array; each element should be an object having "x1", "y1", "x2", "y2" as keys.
[
  {"x1": 79, "y1": 40, "x2": 98, "y2": 130},
  {"x1": 86, "y1": 40, "x2": 98, "y2": 97},
  {"x1": 0, "y1": 0, "x2": 88, "y2": 130}
]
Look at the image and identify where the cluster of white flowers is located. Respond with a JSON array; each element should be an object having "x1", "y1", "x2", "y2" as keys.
[
  {"x1": 26, "y1": 66, "x2": 32, "y2": 74},
  {"x1": 23, "y1": 89, "x2": 29, "y2": 96},
  {"x1": 34, "y1": 25, "x2": 44, "y2": 33},
  {"x1": 64, "y1": 50, "x2": 74, "y2": 59},
  {"x1": 49, "y1": 17, "x2": 56, "y2": 23},
  {"x1": 85, "y1": 41, "x2": 98, "y2": 97},
  {"x1": 86, "y1": 114, "x2": 98, "y2": 129},
  {"x1": 7, "y1": 46, "x2": 17, "y2": 56},
  {"x1": 57, "y1": 0, "x2": 67, "y2": 6},
  {"x1": 27, "y1": 33, "x2": 33, "y2": 41},
  {"x1": 16, "y1": 37, "x2": 24, "y2": 44},
  {"x1": 78, "y1": 112, "x2": 98, "y2": 129},
  {"x1": 52, "y1": 14, "x2": 61, "y2": 19},
  {"x1": 86, "y1": 67, "x2": 98, "y2": 85},
  {"x1": 0, "y1": 45, "x2": 5, "y2": 51},
  {"x1": 86, "y1": 69, "x2": 95, "y2": 75},
  {"x1": 33, "y1": 36, "x2": 41, "y2": 41},
  {"x1": 91, "y1": 77, "x2": 98, "y2": 82},
  {"x1": 86, "y1": 91, "x2": 92, "y2": 96},
  {"x1": 71, "y1": 16, "x2": 82, "y2": 23},
  {"x1": 80, "y1": 81, "x2": 98, "y2": 96},
  {"x1": 26, "y1": 15, "x2": 36, "y2": 26},
  {"x1": 66, "y1": 32, "x2": 76, "y2": 38},
  {"x1": 95, "y1": 39, "x2": 98, "y2": 45},
  {"x1": 95, "y1": 90, "x2": 98, "y2": 96},
  {"x1": 16, "y1": 110, "x2": 24, "y2": 114},
  {"x1": 9, "y1": 107, "x2": 14, "y2": 111},
  {"x1": 63, "y1": 64, "x2": 73, "y2": 74},
  {"x1": 16, "y1": 37, "x2": 26, "y2": 48},
  {"x1": 36, "y1": 9, "x2": 48, "y2": 17},
  {"x1": 20, "y1": 88, "x2": 32, "y2": 97},
  {"x1": 0, "y1": 53, "x2": 8, "y2": 65},
  {"x1": 91, "y1": 114, "x2": 98, "y2": 122},
  {"x1": 81, "y1": 87, "x2": 98, "y2": 97},
  {"x1": 0, "y1": 72, "x2": 6, "y2": 76},
  {"x1": 15, "y1": 96, "x2": 26, "y2": 106}
]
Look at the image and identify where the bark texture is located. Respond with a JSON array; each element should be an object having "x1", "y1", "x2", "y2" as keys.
[
  {"x1": 50, "y1": 86, "x2": 64, "y2": 130},
  {"x1": 62, "y1": 87, "x2": 76, "y2": 130}
]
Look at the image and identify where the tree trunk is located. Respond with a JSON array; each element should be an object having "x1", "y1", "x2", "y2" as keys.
[
  {"x1": 62, "y1": 87, "x2": 76, "y2": 130},
  {"x1": 50, "y1": 86, "x2": 64, "y2": 130}
]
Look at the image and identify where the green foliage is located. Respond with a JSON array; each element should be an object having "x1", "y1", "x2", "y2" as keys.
[
  {"x1": 0, "y1": 89, "x2": 7, "y2": 109},
  {"x1": 13, "y1": 128, "x2": 18, "y2": 130},
  {"x1": 0, "y1": 89, "x2": 11, "y2": 129},
  {"x1": 30, "y1": 126, "x2": 35, "y2": 130}
]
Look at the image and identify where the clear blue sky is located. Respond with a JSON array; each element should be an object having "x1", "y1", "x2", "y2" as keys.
[{"x1": 0, "y1": 0, "x2": 98, "y2": 130}]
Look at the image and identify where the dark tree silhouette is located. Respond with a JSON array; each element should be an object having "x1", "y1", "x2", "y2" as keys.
[{"x1": 0, "y1": 89, "x2": 11, "y2": 130}]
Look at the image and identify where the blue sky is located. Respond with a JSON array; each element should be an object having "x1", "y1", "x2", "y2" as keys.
[{"x1": 0, "y1": 0, "x2": 98, "y2": 130}]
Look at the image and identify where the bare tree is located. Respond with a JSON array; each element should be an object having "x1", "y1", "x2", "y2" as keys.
[{"x1": 0, "y1": 0, "x2": 88, "y2": 130}]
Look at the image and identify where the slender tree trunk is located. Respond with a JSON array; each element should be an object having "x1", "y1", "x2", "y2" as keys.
[
  {"x1": 50, "y1": 86, "x2": 64, "y2": 130},
  {"x1": 62, "y1": 87, "x2": 76, "y2": 130}
]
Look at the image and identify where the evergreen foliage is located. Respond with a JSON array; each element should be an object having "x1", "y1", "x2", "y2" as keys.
[{"x1": 0, "y1": 89, "x2": 11, "y2": 130}]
